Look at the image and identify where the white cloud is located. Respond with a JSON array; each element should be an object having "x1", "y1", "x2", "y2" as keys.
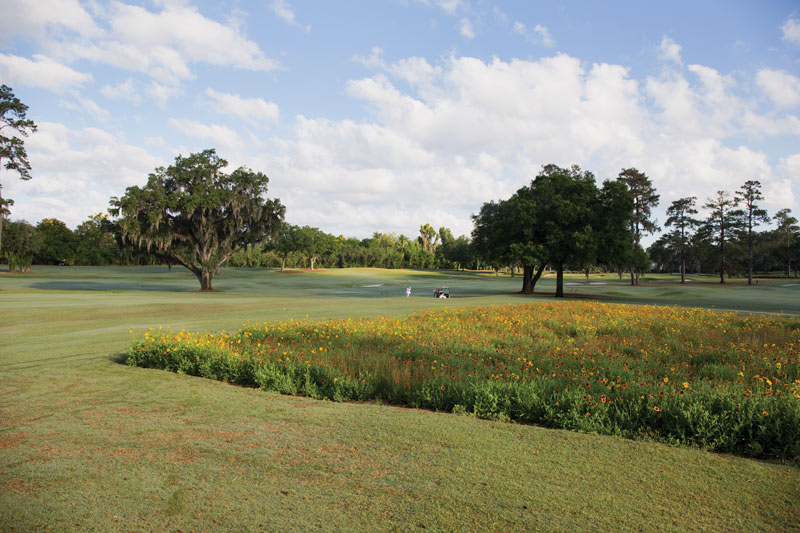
[
  {"x1": 168, "y1": 118, "x2": 243, "y2": 154},
  {"x1": 100, "y1": 78, "x2": 141, "y2": 104},
  {"x1": 756, "y1": 68, "x2": 800, "y2": 108},
  {"x1": 459, "y1": 18, "x2": 475, "y2": 39},
  {"x1": 270, "y1": 0, "x2": 310, "y2": 31},
  {"x1": 255, "y1": 51, "x2": 799, "y2": 236},
  {"x1": 415, "y1": 0, "x2": 463, "y2": 14},
  {"x1": 514, "y1": 21, "x2": 555, "y2": 47},
  {"x1": 353, "y1": 46, "x2": 386, "y2": 70},
  {"x1": 59, "y1": 93, "x2": 110, "y2": 121},
  {"x1": 353, "y1": 48, "x2": 442, "y2": 89},
  {"x1": 782, "y1": 153, "x2": 800, "y2": 180},
  {"x1": 16, "y1": 1, "x2": 280, "y2": 87},
  {"x1": 0, "y1": 0, "x2": 99, "y2": 46},
  {"x1": 781, "y1": 16, "x2": 800, "y2": 45},
  {"x1": 0, "y1": 53, "x2": 92, "y2": 92},
  {"x1": 147, "y1": 82, "x2": 183, "y2": 107},
  {"x1": 533, "y1": 25, "x2": 555, "y2": 47},
  {"x1": 493, "y1": 6, "x2": 509, "y2": 25},
  {"x1": 4, "y1": 122, "x2": 162, "y2": 228},
  {"x1": 437, "y1": 0, "x2": 462, "y2": 14},
  {"x1": 204, "y1": 88, "x2": 280, "y2": 123},
  {"x1": 658, "y1": 36, "x2": 682, "y2": 64}
]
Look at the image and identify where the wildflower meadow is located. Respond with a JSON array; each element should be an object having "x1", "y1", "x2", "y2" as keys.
[{"x1": 126, "y1": 301, "x2": 800, "y2": 459}]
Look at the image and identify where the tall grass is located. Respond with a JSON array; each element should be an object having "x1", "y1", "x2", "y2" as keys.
[{"x1": 126, "y1": 301, "x2": 800, "y2": 459}]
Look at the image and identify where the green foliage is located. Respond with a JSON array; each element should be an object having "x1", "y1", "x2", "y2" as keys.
[
  {"x1": 2, "y1": 218, "x2": 39, "y2": 271},
  {"x1": 109, "y1": 149, "x2": 285, "y2": 290},
  {"x1": 34, "y1": 218, "x2": 76, "y2": 265},
  {"x1": 0, "y1": 84, "x2": 37, "y2": 257},
  {"x1": 704, "y1": 190, "x2": 743, "y2": 283},
  {"x1": 0, "y1": 84, "x2": 37, "y2": 182},
  {"x1": 771, "y1": 208, "x2": 799, "y2": 277},
  {"x1": 74, "y1": 213, "x2": 118, "y2": 266},
  {"x1": 126, "y1": 301, "x2": 800, "y2": 460}
]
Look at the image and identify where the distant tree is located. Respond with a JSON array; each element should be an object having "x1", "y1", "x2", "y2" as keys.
[
  {"x1": 472, "y1": 192, "x2": 547, "y2": 293},
  {"x1": 436, "y1": 226, "x2": 455, "y2": 267},
  {"x1": 665, "y1": 196, "x2": 700, "y2": 283},
  {"x1": 703, "y1": 190, "x2": 740, "y2": 284},
  {"x1": 296, "y1": 226, "x2": 337, "y2": 270},
  {"x1": 0, "y1": 85, "x2": 38, "y2": 257},
  {"x1": 418, "y1": 223, "x2": 438, "y2": 254},
  {"x1": 534, "y1": 164, "x2": 601, "y2": 297},
  {"x1": 2, "y1": 218, "x2": 39, "y2": 271},
  {"x1": 647, "y1": 233, "x2": 679, "y2": 274},
  {"x1": 734, "y1": 180, "x2": 770, "y2": 285},
  {"x1": 109, "y1": 150, "x2": 284, "y2": 291},
  {"x1": 274, "y1": 223, "x2": 301, "y2": 271},
  {"x1": 443, "y1": 235, "x2": 474, "y2": 270},
  {"x1": 34, "y1": 218, "x2": 76, "y2": 265},
  {"x1": 772, "y1": 208, "x2": 799, "y2": 277},
  {"x1": 595, "y1": 179, "x2": 636, "y2": 276},
  {"x1": 472, "y1": 199, "x2": 513, "y2": 274},
  {"x1": 617, "y1": 168, "x2": 659, "y2": 285},
  {"x1": 74, "y1": 213, "x2": 119, "y2": 266}
]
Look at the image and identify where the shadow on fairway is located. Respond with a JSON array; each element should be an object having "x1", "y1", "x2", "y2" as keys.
[
  {"x1": 109, "y1": 352, "x2": 128, "y2": 364},
  {"x1": 29, "y1": 281, "x2": 191, "y2": 292}
]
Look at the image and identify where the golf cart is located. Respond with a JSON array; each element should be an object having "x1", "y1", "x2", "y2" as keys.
[{"x1": 433, "y1": 287, "x2": 450, "y2": 298}]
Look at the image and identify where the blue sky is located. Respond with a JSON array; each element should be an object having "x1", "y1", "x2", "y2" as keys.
[{"x1": 1, "y1": 0, "x2": 799, "y2": 242}]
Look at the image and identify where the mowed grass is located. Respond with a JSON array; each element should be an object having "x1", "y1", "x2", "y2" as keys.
[{"x1": 1, "y1": 266, "x2": 799, "y2": 531}]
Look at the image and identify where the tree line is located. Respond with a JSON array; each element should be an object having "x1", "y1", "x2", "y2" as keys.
[
  {"x1": 1, "y1": 85, "x2": 798, "y2": 292},
  {"x1": 472, "y1": 165, "x2": 799, "y2": 295},
  {"x1": 1, "y1": 212, "x2": 475, "y2": 273}
]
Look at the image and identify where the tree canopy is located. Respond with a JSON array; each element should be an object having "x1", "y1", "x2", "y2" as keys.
[
  {"x1": 472, "y1": 164, "x2": 632, "y2": 297},
  {"x1": 664, "y1": 196, "x2": 699, "y2": 283},
  {"x1": 702, "y1": 190, "x2": 741, "y2": 284},
  {"x1": 617, "y1": 167, "x2": 659, "y2": 285},
  {"x1": 0, "y1": 85, "x2": 37, "y2": 257},
  {"x1": 735, "y1": 180, "x2": 770, "y2": 285},
  {"x1": 109, "y1": 149, "x2": 285, "y2": 290}
]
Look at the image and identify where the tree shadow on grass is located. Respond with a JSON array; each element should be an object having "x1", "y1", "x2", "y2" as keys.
[
  {"x1": 29, "y1": 281, "x2": 192, "y2": 292},
  {"x1": 109, "y1": 352, "x2": 128, "y2": 365}
]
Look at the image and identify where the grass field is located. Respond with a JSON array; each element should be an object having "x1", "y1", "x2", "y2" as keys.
[{"x1": 2, "y1": 266, "x2": 799, "y2": 531}]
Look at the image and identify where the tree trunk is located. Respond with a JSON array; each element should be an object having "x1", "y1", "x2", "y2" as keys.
[
  {"x1": 310, "y1": 256, "x2": 316, "y2": 270},
  {"x1": 198, "y1": 268, "x2": 214, "y2": 291},
  {"x1": 555, "y1": 263, "x2": 564, "y2": 297},
  {"x1": 521, "y1": 265, "x2": 533, "y2": 293},
  {"x1": 680, "y1": 256, "x2": 686, "y2": 284},
  {"x1": 629, "y1": 269, "x2": 635, "y2": 286},
  {"x1": 747, "y1": 235, "x2": 754, "y2": 286},
  {"x1": 531, "y1": 263, "x2": 546, "y2": 293},
  {"x1": 281, "y1": 256, "x2": 286, "y2": 272},
  {"x1": 0, "y1": 185, "x2": 4, "y2": 259}
]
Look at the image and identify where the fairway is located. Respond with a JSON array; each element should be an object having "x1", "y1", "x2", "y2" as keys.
[{"x1": 2, "y1": 267, "x2": 799, "y2": 531}]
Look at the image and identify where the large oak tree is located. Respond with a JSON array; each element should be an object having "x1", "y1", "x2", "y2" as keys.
[
  {"x1": 109, "y1": 149, "x2": 285, "y2": 291},
  {"x1": 472, "y1": 164, "x2": 632, "y2": 297}
]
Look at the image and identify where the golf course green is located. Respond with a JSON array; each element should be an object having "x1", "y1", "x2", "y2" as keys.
[{"x1": 1, "y1": 266, "x2": 799, "y2": 531}]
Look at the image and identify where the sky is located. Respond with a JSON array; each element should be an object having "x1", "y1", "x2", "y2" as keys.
[{"x1": 1, "y1": 0, "x2": 799, "y2": 243}]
